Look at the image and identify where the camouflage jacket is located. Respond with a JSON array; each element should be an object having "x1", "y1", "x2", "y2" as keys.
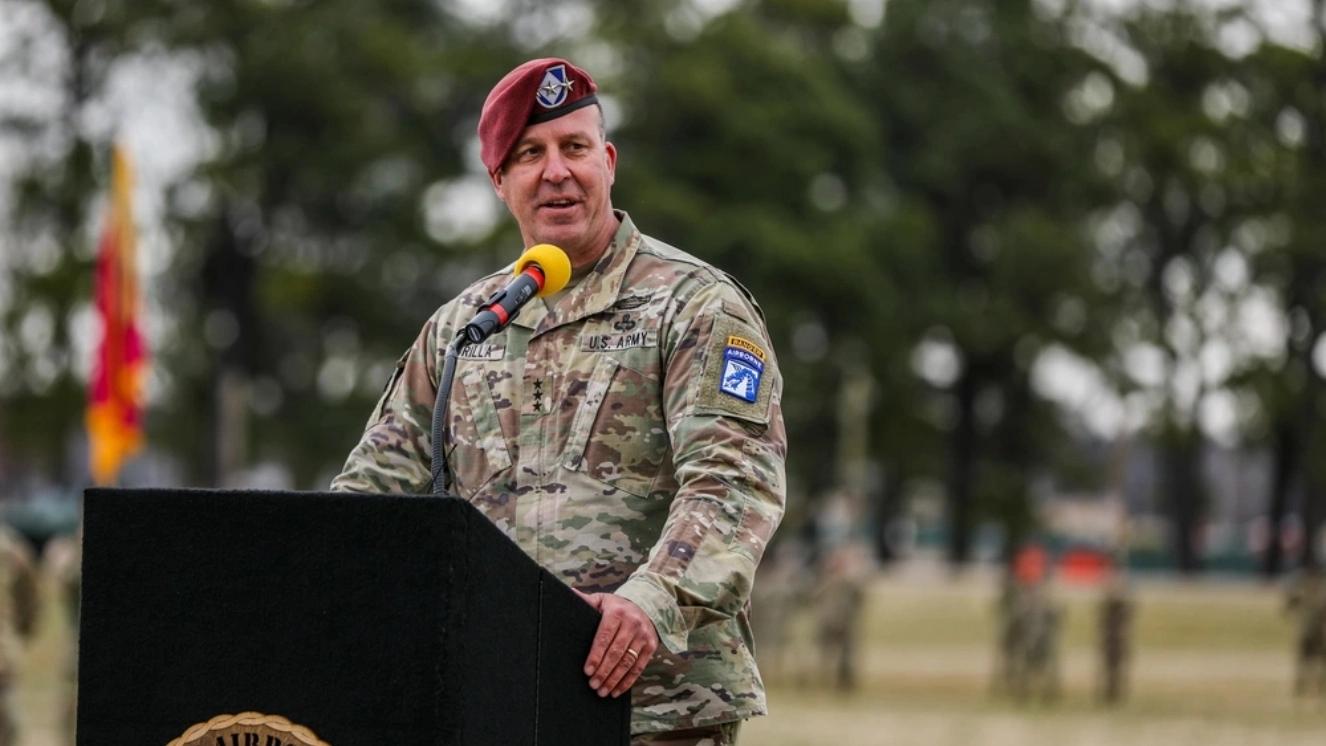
[
  {"x1": 0, "y1": 525, "x2": 37, "y2": 678},
  {"x1": 333, "y1": 212, "x2": 787, "y2": 733}
]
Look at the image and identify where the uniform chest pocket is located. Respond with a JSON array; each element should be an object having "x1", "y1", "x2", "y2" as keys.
[
  {"x1": 448, "y1": 367, "x2": 513, "y2": 495},
  {"x1": 562, "y1": 354, "x2": 669, "y2": 499}
]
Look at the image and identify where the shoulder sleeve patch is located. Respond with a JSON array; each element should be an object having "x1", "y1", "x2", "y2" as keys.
[{"x1": 693, "y1": 313, "x2": 775, "y2": 424}]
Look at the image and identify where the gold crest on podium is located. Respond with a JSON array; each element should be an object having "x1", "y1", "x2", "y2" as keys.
[{"x1": 168, "y1": 712, "x2": 329, "y2": 746}]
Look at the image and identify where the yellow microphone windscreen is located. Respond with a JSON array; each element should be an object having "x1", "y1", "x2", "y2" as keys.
[{"x1": 515, "y1": 244, "x2": 572, "y2": 297}]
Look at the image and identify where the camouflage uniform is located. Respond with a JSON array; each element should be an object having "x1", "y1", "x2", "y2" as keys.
[
  {"x1": 991, "y1": 575, "x2": 1019, "y2": 695},
  {"x1": 44, "y1": 531, "x2": 82, "y2": 746},
  {"x1": 632, "y1": 722, "x2": 739, "y2": 745},
  {"x1": 0, "y1": 525, "x2": 38, "y2": 746},
  {"x1": 1097, "y1": 582, "x2": 1132, "y2": 704},
  {"x1": 812, "y1": 543, "x2": 868, "y2": 692},
  {"x1": 1286, "y1": 568, "x2": 1326, "y2": 697},
  {"x1": 996, "y1": 580, "x2": 1061, "y2": 703},
  {"x1": 1014, "y1": 583, "x2": 1062, "y2": 703},
  {"x1": 334, "y1": 212, "x2": 787, "y2": 735}
]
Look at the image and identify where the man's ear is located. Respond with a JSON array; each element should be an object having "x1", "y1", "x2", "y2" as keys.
[
  {"x1": 489, "y1": 168, "x2": 506, "y2": 202},
  {"x1": 605, "y1": 141, "x2": 617, "y2": 187}
]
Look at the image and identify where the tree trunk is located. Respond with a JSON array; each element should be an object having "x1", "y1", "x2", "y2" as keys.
[
  {"x1": 1299, "y1": 367, "x2": 1323, "y2": 570},
  {"x1": 1262, "y1": 422, "x2": 1296, "y2": 577},
  {"x1": 1164, "y1": 434, "x2": 1203, "y2": 574},
  {"x1": 946, "y1": 368, "x2": 978, "y2": 567},
  {"x1": 995, "y1": 372, "x2": 1035, "y2": 569},
  {"x1": 202, "y1": 201, "x2": 259, "y2": 485}
]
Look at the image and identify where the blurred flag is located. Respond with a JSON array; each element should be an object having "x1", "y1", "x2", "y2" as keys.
[{"x1": 86, "y1": 145, "x2": 147, "y2": 485}]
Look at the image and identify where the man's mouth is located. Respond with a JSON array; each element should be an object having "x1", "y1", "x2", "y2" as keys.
[{"x1": 540, "y1": 197, "x2": 580, "y2": 210}]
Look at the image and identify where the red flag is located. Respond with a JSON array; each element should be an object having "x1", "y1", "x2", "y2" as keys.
[{"x1": 87, "y1": 145, "x2": 147, "y2": 485}]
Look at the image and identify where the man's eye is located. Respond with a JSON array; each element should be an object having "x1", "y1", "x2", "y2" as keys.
[{"x1": 517, "y1": 147, "x2": 539, "y2": 160}]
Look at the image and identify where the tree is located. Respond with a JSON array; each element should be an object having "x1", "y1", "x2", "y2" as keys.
[
  {"x1": 858, "y1": 0, "x2": 1115, "y2": 565},
  {"x1": 1102, "y1": 4, "x2": 1262, "y2": 572},
  {"x1": 595, "y1": 0, "x2": 897, "y2": 535},
  {"x1": 1234, "y1": 6, "x2": 1326, "y2": 573},
  {"x1": 1, "y1": 1, "x2": 528, "y2": 487}
]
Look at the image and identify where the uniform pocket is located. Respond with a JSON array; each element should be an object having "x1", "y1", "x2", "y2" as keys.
[
  {"x1": 447, "y1": 368, "x2": 513, "y2": 495},
  {"x1": 562, "y1": 354, "x2": 668, "y2": 499}
]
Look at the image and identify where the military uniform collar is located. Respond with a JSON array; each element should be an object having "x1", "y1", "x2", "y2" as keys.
[{"x1": 510, "y1": 210, "x2": 640, "y2": 336}]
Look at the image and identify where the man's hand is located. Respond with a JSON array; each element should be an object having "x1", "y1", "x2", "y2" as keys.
[{"x1": 574, "y1": 590, "x2": 659, "y2": 698}]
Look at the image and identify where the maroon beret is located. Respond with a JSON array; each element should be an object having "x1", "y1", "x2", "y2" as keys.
[{"x1": 478, "y1": 58, "x2": 599, "y2": 174}]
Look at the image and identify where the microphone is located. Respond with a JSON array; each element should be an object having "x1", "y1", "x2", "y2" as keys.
[{"x1": 461, "y1": 243, "x2": 572, "y2": 344}]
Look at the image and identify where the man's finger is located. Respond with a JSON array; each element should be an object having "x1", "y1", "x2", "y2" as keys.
[
  {"x1": 593, "y1": 622, "x2": 639, "y2": 696},
  {"x1": 611, "y1": 645, "x2": 652, "y2": 697},
  {"x1": 573, "y1": 589, "x2": 600, "y2": 609},
  {"x1": 584, "y1": 611, "x2": 622, "y2": 677},
  {"x1": 599, "y1": 635, "x2": 651, "y2": 696}
]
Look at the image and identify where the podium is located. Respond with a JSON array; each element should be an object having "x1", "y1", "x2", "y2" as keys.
[{"x1": 77, "y1": 488, "x2": 630, "y2": 745}]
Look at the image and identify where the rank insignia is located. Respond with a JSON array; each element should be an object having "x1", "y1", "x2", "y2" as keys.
[{"x1": 535, "y1": 64, "x2": 574, "y2": 109}]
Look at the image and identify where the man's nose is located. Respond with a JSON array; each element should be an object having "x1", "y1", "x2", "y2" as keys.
[{"x1": 542, "y1": 150, "x2": 571, "y2": 183}]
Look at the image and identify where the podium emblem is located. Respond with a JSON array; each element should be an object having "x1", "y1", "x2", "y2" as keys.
[{"x1": 168, "y1": 712, "x2": 329, "y2": 746}]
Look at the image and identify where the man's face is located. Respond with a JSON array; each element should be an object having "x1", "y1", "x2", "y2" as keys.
[{"x1": 491, "y1": 105, "x2": 618, "y2": 269}]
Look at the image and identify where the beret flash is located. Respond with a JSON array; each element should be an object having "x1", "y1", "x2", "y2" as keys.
[{"x1": 478, "y1": 58, "x2": 599, "y2": 174}]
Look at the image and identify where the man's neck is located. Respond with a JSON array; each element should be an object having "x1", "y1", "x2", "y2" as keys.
[{"x1": 567, "y1": 213, "x2": 621, "y2": 272}]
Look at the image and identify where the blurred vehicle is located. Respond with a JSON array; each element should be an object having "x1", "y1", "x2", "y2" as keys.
[{"x1": 2, "y1": 489, "x2": 80, "y2": 555}]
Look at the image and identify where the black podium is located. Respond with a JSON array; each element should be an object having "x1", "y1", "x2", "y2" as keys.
[{"x1": 77, "y1": 488, "x2": 630, "y2": 745}]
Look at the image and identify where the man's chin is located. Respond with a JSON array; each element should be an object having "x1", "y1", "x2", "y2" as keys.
[{"x1": 530, "y1": 225, "x2": 582, "y2": 250}]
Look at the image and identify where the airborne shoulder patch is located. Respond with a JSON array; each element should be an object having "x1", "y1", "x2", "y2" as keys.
[
  {"x1": 695, "y1": 314, "x2": 774, "y2": 424},
  {"x1": 718, "y1": 335, "x2": 765, "y2": 403}
]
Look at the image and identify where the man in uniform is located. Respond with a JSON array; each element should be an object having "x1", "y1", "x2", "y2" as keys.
[
  {"x1": 0, "y1": 524, "x2": 37, "y2": 746},
  {"x1": 333, "y1": 58, "x2": 786, "y2": 745},
  {"x1": 1012, "y1": 578, "x2": 1062, "y2": 703},
  {"x1": 1286, "y1": 564, "x2": 1326, "y2": 698},
  {"x1": 1096, "y1": 575, "x2": 1133, "y2": 705},
  {"x1": 44, "y1": 528, "x2": 82, "y2": 745}
]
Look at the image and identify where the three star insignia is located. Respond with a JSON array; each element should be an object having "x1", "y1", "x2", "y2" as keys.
[{"x1": 539, "y1": 77, "x2": 574, "y2": 102}]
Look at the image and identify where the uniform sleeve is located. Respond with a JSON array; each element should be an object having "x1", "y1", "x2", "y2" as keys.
[
  {"x1": 330, "y1": 316, "x2": 442, "y2": 495},
  {"x1": 614, "y1": 280, "x2": 787, "y2": 654}
]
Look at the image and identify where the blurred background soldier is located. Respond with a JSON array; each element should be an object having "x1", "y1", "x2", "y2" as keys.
[
  {"x1": 751, "y1": 538, "x2": 814, "y2": 685},
  {"x1": 996, "y1": 545, "x2": 1062, "y2": 703},
  {"x1": 44, "y1": 529, "x2": 82, "y2": 746},
  {"x1": 808, "y1": 490, "x2": 872, "y2": 692},
  {"x1": 1284, "y1": 564, "x2": 1326, "y2": 698},
  {"x1": 992, "y1": 572, "x2": 1022, "y2": 696},
  {"x1": 812, "y1": 542, "x2": 870, "y2": 691},
  {"x1": 1012, "y1": 579, "x2": 1062, "y2": 703},
  {"x1": 1096, "y1": 576, "x2": 1134, "y2": 705},
  {"x1": 0, "y1": 524, "x2": 38, "y2": 746}
]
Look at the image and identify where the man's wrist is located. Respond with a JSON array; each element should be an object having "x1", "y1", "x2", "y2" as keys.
[{"x1": 615, "y1": 575, "x2": 687, "y2": 655}]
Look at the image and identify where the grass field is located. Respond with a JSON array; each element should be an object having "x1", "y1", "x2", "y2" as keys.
[
  {"x1": 8, "y1": 562, "x2": 1326, "y2": 745},
  {"x1": 744, "y1": 563, "x2": 1326, "y2": 745}
]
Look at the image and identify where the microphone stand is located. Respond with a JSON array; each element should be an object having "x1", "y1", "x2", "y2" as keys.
[
  {"x1": 430, "y1": 331, "x2": 469, "y2": 496},
  {"x1": 428, "y1": 244, "x2": 567, "y2": 495}
]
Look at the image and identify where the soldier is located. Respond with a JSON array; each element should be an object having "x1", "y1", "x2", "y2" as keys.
[
  {"x1": 333, "y1": 58, "x2": 786, "y2": 745},
  {"x1": 1096, "y1": 576, "x2": 1133, "y2": 705},
  {"x1": 1018, "y1": 583, "x2": 1060, "y2": 704},
  {"x1": 44, "y1": 529, "x2": 82, "y2": 746},
  {"x1": 0, "y1": 524, "x2": 38, "y2": 746},
  {"x1": 750, "y1": 538, "x2": 812, "y2": 685},
  {"x1": 995, "y1": 546, "x2": 1061, "y2": 703},
  {"x1": 812, "y1": 544, "x2": 868, "y2": 691},
  {"x1": 1012, "y1": 579, "x2": 1062, "y2": 703},
  {"x1": 991, "y1": 572, "x2": 1021, "y2": 696},
  {"x1": 1285, "y1": 565, "x2": 1326, "y2": 698}
]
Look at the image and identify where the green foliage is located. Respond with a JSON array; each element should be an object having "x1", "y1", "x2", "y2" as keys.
[{"x1": 1, "y1": 0, "x2": 1323, "y2": 570}]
